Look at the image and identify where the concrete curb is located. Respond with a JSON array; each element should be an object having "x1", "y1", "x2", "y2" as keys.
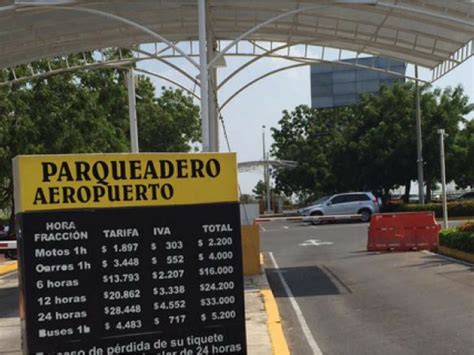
[
  {"x1": 258, "y1": 254, "x2": 290, "y2": 355},
  {"x1": 261, "y1": 287, "x2": 290, "y2": 355},
  {"x1": 437, "y1": 246, "x2": 474, "y2": 264},
  {"x1": 0, "y1": 261, "x2": 17, "y2": 276},
  {"x1": 436, "y1": 217, "x2": 474, "y2": 221}
]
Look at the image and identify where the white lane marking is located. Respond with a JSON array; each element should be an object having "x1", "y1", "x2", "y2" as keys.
[
  {"x1": 311, "y1": 224, "x2": 368, "y2": 230},
  {"x1": 260, "y1": 225, "x2": 267, "y2": 232},
  {"x1": 268, "y1": 252, "x2": 323, "y2": 355},
  {"x1": 283, "y1": 226, "x2": 289, "y2": 230},
  {"x1": 265, "y1": 223, "x2": 367, "y2": 233},
  {"x1": 299, "y1": 239, "x2": 333, "y2": 247},
  {"x1": 422, "y1": 250, "x2": 474, "y2": 267}
]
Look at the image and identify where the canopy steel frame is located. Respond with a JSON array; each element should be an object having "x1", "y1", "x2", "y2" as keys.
[
  {"x1": 0, "y1": 40, "x2": 438, "y2": 88},
  {"x1": 133, "y1": 68, "x2": 200, "y2": 101},
  {"x1": 13, "y1": 4, "x2": 200, "y2": 70},
  {"x1": 0, "y1": 44, "x2": 427, "y2": 116},
  {"x1": 1, "y1": 0, "x2": 472, "y2": 164},
  {"x1": 2, "y1": 2, "x2": 472, "y2": 75},
  {"x1": 238, "y1": 160, "x2": 298, "y2": 173}
]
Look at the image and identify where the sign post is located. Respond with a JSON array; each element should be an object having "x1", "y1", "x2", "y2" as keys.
[{"x1": 14, "y1": 153, "x2": 246, "y2": 354}]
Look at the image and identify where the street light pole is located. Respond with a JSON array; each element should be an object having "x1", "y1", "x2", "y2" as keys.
[
  {"x1": 415, "y1": 65, "x2": 425, "y2": 204},
  {"x1": 262, "y1": 125, "x2": 272, "y2": 214},
  {"x1": 438, "y1": 129, "x2": 448, "y2": 228}
]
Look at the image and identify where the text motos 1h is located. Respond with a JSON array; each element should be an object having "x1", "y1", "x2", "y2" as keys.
[{"x1": 14, "y1": 153, "x2": 247, "y2": 354}]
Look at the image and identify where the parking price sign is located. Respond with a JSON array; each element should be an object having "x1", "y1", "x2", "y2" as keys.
[{"x1": 13, "y1": 153, "x2": 246, "y2": 354}]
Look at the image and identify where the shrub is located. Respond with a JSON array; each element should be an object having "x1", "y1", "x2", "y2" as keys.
[
  {"x1": 382, "y1": 201, "x2": 474, "y2": 218},
  {"x1": 439, "y1": 226, "x2": 474, "y2": 253},
  {"x1": 458, "y1": 221, "x2": 474, "y2": 233}
]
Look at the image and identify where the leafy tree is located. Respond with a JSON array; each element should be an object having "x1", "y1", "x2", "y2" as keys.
[
  {"x1": 334, "y1": 82, "x2": 420, "y2": 200},
  {"x1": 420, "y1": 86, "x2": 473, "y2": 199},
  {"x1": 1, "y1": 71, "x2": 130, "y2": 227},
  {"x1": 138, "y1": 83, "x2": 200, "y2": 152},
  {"x1": 0, "y1": 55, "x2": 200, "y2": 228},
  {"x1": 270, "y1": 82, "x2": 473, "y2": 201},
  {"x1": 452, "y1": 119, "x2": 474, "y2": 188},
  {"x1": 270, "y1": 105, "x2": 351, "y2": 201},
  {"x1": 252, "y1": 180, "x2": 266, "y2": 201}
]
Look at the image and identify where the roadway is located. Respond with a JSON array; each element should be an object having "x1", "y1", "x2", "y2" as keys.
[
  {"x1": 262, "y1": 220, "x2": 474, "y2": 355},
  {"x1": 1, "y1": 221, "x2": 473, "y2": 354}
]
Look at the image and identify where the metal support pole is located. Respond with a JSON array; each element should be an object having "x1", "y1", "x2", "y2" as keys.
[
  {"x1": 209, "y1": 68, "x2": 219, "y2": 152},
  {"x1": 415, "y1": 65, "x2": 425, "y2": 204},
  {"x1": 438, "y1": 129, "x2": 448, "y2": 228},
  {"x1": 198, "y1": 0, "x2": 210, "y2": 152},
  {"x1": 127, "y1": 68, "x2": 139, "y2": 153},
  {"x1": 208, "y1": 35, "x2": 219, "y2": 152}
]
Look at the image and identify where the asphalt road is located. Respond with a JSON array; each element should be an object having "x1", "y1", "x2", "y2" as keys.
[
  {"x1": 1, "y1": 221, "x2": 473, "y2": 355},
  {"x1": 261, "y1": 221, "x2": 474, "y2": 355}
]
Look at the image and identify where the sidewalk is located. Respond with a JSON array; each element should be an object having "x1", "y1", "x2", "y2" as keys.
[{"x1": 244, "y1": 274, "x2": 272, "y2": 355}]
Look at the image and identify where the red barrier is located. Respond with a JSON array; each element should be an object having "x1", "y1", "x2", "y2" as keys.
[{"x1": 368, "y1": 212, "x2": 440, "y2": 252}]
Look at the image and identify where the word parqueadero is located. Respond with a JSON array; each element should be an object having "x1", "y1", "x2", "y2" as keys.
[{"x1": 32, "y1": 158, "x2": 222, "y2": 205}]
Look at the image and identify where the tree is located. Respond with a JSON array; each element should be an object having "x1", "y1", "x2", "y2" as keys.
[
  {"x1": 138, "y1": 83, "x2": 201, "y2": 152},
  {"x1": 451, "y1": 119, "x2": 474, "y2": 188},
  {"x1": 0, "y1": 56, "x2": 201, "y2": 226},
  {"x1": 270, "y1": 82, "x2": 473, "y2": 200},
  {"x1": 420, "y1": 86, "x2": 473, "y2": 199},
  {"x1": 270, "y1": 105, "x2": 351, "y2": 201},
  {"x1": 0, "y1": 70, "x2": 130, "y2": 227},
  {"x1": 252, "y1": 180, "x2": 266, "y2": 201},
  {"x1": 334, "y1": 82, "x2": 420, "y2": 200}
]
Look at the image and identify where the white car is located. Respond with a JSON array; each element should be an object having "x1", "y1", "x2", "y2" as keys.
[
  {"x1": 302, "y1": 192, "x2": 380, "y2": 223},
  {"x1": 297, "y1": 196, "x2": 330, "y2": 216}
]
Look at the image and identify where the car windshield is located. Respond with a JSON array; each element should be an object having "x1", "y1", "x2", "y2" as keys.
[{"x1": 310, "y1": 196, "x2": 329, "y2": 205}]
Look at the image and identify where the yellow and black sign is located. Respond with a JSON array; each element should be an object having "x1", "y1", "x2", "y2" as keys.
[
  {"x1": 14, "y1": 152, "x2": 247, "y2": 354},
  {"x1": 14, "y1": 153, "x2": 238, "y2": 213}
]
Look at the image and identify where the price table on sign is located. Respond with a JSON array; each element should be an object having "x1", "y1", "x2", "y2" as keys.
[{"x1": 14, "y1": 153, "x2": 247, "y2": 354}]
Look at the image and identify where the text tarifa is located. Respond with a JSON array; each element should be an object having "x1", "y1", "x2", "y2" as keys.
[{"x1": 32, "y1": 158, "x2": 221, "y2": 205}]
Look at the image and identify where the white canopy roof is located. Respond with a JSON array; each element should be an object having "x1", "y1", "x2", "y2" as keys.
[{"x1": 0, "y1": 0, "x2": 473, "y2": 73}]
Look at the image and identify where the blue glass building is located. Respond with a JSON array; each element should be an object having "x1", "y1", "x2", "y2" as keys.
[{"x1": 311, "y1": 57, "x2": 406, "y2": 109}]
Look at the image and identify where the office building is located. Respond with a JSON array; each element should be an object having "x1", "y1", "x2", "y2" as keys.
[{"x1": 311, "y1": 57, "x2": 406, "y2": 109}]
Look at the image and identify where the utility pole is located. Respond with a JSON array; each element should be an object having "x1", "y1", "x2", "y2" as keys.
[
  {"x1": 415, "y1": 65, "x2": 425, "y2": 204},
  {"x1": 262, "y1": 125, "x2": 272, "y2": 214},
  {"x1": 438, "y1": 129, "x2": 448, "y2": 228}
]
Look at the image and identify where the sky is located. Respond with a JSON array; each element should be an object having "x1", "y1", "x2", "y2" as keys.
[{"x1": 137, "y1": 49, "x2": 474, "y2": 196}]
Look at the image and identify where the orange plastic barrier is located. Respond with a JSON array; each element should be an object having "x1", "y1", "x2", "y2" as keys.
[{"x1": 367, "y1": 212, "x2": 440, "y2": 252}]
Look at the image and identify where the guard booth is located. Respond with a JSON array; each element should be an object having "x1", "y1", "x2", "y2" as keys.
[{"x1": 14, "y1": 153, "x2": 247, "y2": 354}]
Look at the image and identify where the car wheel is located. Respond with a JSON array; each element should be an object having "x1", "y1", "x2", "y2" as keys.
[
  {"x1": 359, "y1": 209, "x2": 371, "y2": 223},
  {"x1": 5, "y1": 250, "x2": 17, "y2": 260},
  {"x1": 310, "y1": 211, "x2": 323, "y2": 225}
]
